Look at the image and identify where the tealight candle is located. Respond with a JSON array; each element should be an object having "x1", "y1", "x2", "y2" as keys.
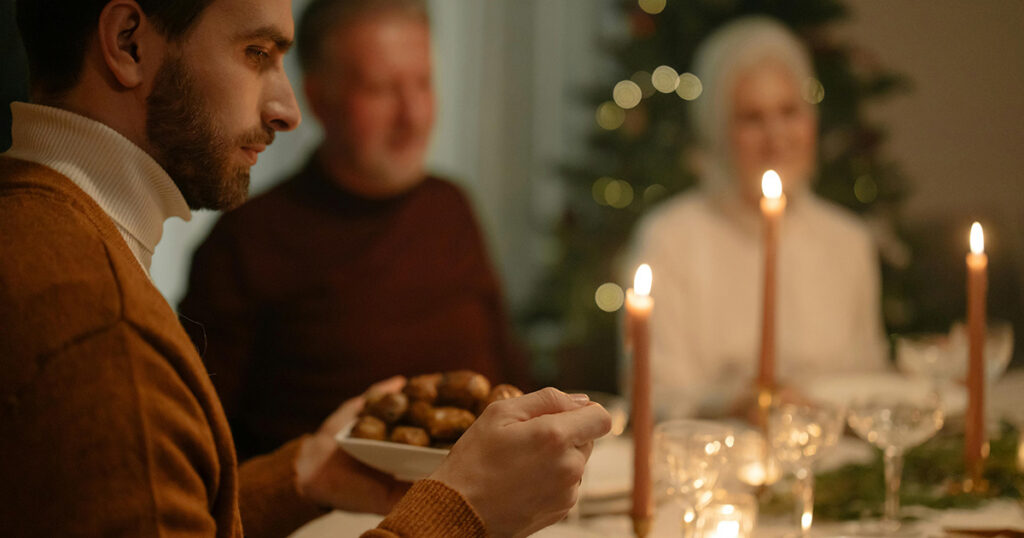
[{"x1": 699, "y1": 493, "x2": 757, "y2": 538}]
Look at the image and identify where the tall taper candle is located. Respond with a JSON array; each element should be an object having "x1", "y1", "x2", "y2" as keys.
[
  {"x1": 627, "y1": 264, "x2": 654, "y2": 537},
  {"x1": 965, "y1": 222, "x2": 988, "y2": 487},
  {"x1": 758, "y1": 170, "x2": 786, "y2": 393}
]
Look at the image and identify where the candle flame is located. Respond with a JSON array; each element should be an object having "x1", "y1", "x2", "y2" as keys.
[
  {"x1": 717, "y1": 520, "x2": 741, "y2": 538},
  {"x1": 633, "y1": 264, "x2": 652, "y2": 296},
  {"x1": 801, "y1": 510, "x2": 813, "y2": 532},
  {"x1": 970, "y1": 222, "x2": 984, "y2": 254},
  {"x1": 761, "y1": 170, "x2": 782, "y2": 200}
]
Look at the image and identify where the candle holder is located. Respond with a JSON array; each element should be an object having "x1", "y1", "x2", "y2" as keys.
[
  {"x1": 697, "y1": 492, "x2": 757, "y2": 538},
  {"x1": 755, "y1": 385, "x2": 775, "y2": 431}
]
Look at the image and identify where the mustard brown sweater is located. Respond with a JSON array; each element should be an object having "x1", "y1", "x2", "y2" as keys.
[{"x1": 0, "y1": 156, "x2": 485, "y2": 537}]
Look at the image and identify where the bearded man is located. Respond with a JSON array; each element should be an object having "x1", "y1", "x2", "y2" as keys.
[{"x1": 0, "y1": 0, "x2": 610, "y2": 536}]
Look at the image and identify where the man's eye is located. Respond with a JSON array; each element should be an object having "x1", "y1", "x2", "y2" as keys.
[{"x1": 246, "y1": 47, "x2": 270, "y2": 64}]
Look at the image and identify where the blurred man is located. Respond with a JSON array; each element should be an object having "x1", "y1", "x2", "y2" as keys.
[
  {"x1": 180, "y1": 0, "x2": 530, "y2": 459},
  {"x1": 0, "y1": 0, "x2": 609, "y2": 536}
]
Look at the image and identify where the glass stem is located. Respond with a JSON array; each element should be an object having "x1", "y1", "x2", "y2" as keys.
[
  {"x1": 795, "y1": 465, "x2": 814, "y2": 536},
  {"x1": 883, "y1": 446, "x2": 904, "y2": 527}
]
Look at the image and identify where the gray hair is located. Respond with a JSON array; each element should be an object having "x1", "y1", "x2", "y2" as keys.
[
  {"x1": 691, "y1": 16, "x2": 816, "y2": 193},
  {"x1": 297, "y1": 0, "x2": 429, "y2": 73}
]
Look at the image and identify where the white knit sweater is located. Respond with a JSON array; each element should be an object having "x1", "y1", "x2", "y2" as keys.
[
  {"x1": 4, "y1": 102, "x2": 190, "y2": 274},
  {"x1": 631, "y1": 190, "x2": 889, "y2": 419}
]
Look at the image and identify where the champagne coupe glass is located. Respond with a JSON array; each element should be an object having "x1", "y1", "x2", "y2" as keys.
[
  {"x1": 847, "y1": 381, "x2": 945, "y2": 533},
  {"x1": 721, "y1": 426, "x2": 780, "y2": 492},
  {"x1": 897, "y1": 322, "x2": 1014, "y2": 434},
  {"x1": 655, "y1": 419, "x2": 733, "y2": 538},
  {"x1": 948, "y1": 320, "x2": 1015, "y2": 386},
  {"x1": 768, "y1": 402, "x2": 845, "y2": 537}
]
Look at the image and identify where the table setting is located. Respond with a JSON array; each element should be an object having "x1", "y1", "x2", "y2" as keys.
[{"x1": 291, "y1": 191, "x2": 1021, "y2": 538}]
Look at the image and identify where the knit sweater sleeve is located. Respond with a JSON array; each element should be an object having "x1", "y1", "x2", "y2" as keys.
[
  {"x1": 361, "y1": 480, "x2": 486, "y2": 537},
  {"x1": 236, "y1": 437, "x2": 329, "y2": 538}
]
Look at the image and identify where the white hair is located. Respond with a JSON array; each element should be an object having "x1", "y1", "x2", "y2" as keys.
[{"x1": 690, "y1": 16, "x2": 816, "y2": 193}]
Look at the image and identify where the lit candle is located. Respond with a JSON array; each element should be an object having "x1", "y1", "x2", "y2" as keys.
[
  {"x1": 627, "y1": 264, "x2": 654, "y2": 537},
  {"x1": 737, "y1": 459, "x2": 781, "y2": 487},
  {"x1": 965, "y1": 222, "x2": 988, "y2": 487},
  {"x1": 758, "y1": 171, "x2": 786, "y2": 397},
  {"x1": 713, "y1": 520, "x2": 742, "y2": 538},
  {"x1": 701, "y1": 495, "x2": 758, "y2": 538}
]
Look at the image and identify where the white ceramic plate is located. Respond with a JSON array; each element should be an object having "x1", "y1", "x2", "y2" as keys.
[{"x1": 335, "y1": 421, "x2": 448, "y2": 482}]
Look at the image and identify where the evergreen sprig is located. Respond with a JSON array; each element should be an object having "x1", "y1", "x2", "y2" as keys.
[{"x1": 762, "y1": 424, "x2": 1024, "y2": 521}]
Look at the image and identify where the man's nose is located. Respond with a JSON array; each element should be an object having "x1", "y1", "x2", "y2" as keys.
[
  {"x1": 398, "y1": 84, "x2": 434, "y2": 130},
  {"x1": 263, "y1": 70, "x2": 302, "y2": 132}
]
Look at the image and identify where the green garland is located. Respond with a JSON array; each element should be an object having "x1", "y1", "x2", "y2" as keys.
[{"x1": 761, "y1": 424, "x2": 1024, "y2": 520}]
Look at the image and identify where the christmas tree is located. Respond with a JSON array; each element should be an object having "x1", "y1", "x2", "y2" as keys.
[{"x1": 523, "y1": 0, "x2": 910, "y2": 392}]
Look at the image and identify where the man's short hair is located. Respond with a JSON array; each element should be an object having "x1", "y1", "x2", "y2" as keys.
[
  {"x1": 15, "y1": 0, "x2": 215, "y2": 98},
  {"x1": 296, "y1": 0, "x2": 428, "y2": 74}
]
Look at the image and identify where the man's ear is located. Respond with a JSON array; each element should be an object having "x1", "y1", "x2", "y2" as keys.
[{"x1": 96, "y1": 0, "x2": 157, "y2": 89}]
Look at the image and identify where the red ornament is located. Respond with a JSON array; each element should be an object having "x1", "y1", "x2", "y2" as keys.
[{"x1": 630, "y1": 11, "x2": 656, "y2": 38}]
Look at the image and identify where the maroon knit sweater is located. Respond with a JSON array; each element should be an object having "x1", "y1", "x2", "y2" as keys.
[{"x1": 180, "y1": 154, "x2": 531, "y2": 459}]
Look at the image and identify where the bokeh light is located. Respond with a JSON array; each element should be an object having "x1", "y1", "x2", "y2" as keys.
[
  {"x1": 652, "y1": 65, "x2": 680, "y2": 93},
  {"x1": 613, "y1": 80, "x2": 643, "y2": 109},
  {"x1": 853, "y1": 175, "x2": 878, "y2": 204},
  {"x1": 605, "y1": 180, "x2": 635, "y2": 208},
  {"x1": 644, "y1": 184, "x2": 669, "y2": 204},
  {"x1": 595, "y1": 282, "x2": 625, "y2": 312},
  {"x1": 638, "y1": 0, "x2": 666, "y2": 15},
  {"x1": 631, "y1": 71, "x2": 656, "y2": 98},
  {"x1": 802, "y1": 77, "x2": 825, "y2": 104},
  {"x1": 676, "y1": 72, "x2": 703, "y2": 100},
  {"x1": 596, "y1": 101, "x2": 626, "y2": 130},
  {"x1": 592, "y1": 176, "x2": 614, "y2": 205}
]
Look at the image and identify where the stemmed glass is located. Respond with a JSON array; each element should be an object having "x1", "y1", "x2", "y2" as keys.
[
  {"x1": 896, "y1": 321, "x2": 1014, "y2": 396},
  {"x1": 847, "y1": 381, "x2": 945, "y2": 533},
  {"x1": 722, "y1": 426, "x2": 780, "y2": 491},
  {"x1": 768, "y1": 402, "x2": 845, "y2": 536},
  {"x1": 655, "y1": 419, "x2": 733, "y2": 538}
]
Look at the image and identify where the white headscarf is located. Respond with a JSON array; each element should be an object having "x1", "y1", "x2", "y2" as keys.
[{"x1": 690, "y1": 16, "x2": 817, "y2": 196}]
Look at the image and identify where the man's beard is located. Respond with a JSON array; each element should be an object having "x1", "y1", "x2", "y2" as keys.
[{"x1": 145, "y1": 54, "x2": 273, "y2": 211}]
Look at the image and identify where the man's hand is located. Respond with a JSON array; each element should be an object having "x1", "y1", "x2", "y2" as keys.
[
  {"x1": 429, "y1": 387, "x2": 613, "y2": 538},
  {"x1": 294, "y1": 376, "x2": 410, "y2": 513}
]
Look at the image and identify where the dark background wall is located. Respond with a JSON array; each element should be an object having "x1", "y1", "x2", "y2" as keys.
[{"x1": 1, "y1": 0, "x2": 29, "y2": 151}]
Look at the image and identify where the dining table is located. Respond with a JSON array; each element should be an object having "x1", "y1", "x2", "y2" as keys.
[{"x1": 290, "y1": 371, "x2": 1024, "y2": 538}]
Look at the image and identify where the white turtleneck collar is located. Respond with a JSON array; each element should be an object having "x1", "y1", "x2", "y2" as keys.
[{"x1": 4, "y1": 102, "x2": 191, "y2": 274}]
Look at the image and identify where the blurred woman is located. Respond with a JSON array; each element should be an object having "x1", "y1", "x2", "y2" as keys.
[{"x1": 632, "y1": 16, "x2": 889, "y2": 419}]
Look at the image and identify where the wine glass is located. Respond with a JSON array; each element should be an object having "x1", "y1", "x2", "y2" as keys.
[
  {"x1": 768, "y1": 401, "x2": 845, "y2": 536},
  {"x1": 847, "y1": 381, "x2": 945, "y2": 533},
  {"x1": 721, "y1": 426, "x2": 781, "y2": 491},
  {"x1": 897, "y1": 321, "x2": 1014, "y2": 386},
  {"x1": 655, "y1": 419, "x2": 733, "y2": 538}
]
